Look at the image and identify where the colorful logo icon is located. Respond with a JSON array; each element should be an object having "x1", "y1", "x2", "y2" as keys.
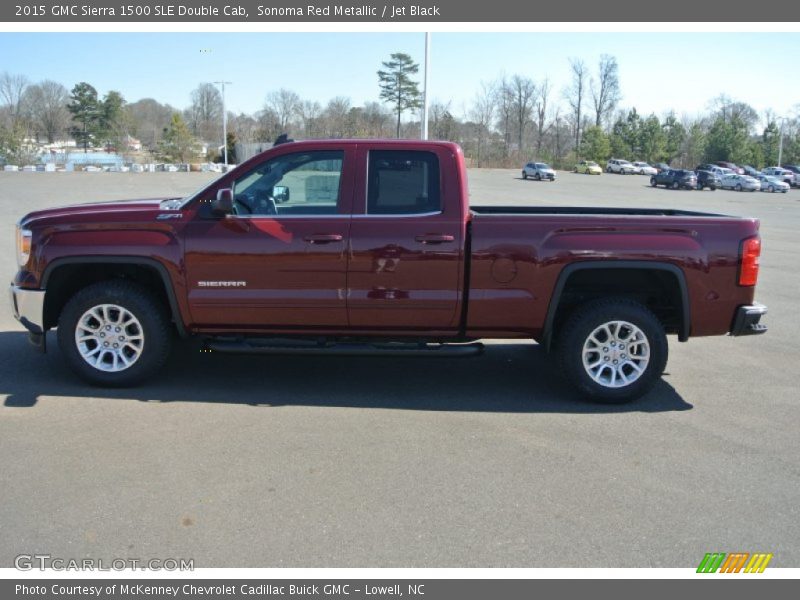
[{"x1": 697, "y1": 553, "x2": 773, "y2": 573}]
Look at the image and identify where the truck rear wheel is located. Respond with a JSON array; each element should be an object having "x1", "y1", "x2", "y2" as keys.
[
  {"x1": 57, "y1": 280, "x2": 172, "y2": 387},
  {"x1": 556, "y1": 298, "x2": 668, "y2": 403}
]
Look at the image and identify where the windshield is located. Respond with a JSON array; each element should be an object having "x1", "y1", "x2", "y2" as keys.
[{"x1": 535, "y1": 163, "x2": 550, "y2": 169}]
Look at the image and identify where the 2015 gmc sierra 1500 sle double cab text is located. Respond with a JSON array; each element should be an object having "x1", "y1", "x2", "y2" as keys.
[{"x1": 9, "y1": 140, "x2": 767, "y2": 402}]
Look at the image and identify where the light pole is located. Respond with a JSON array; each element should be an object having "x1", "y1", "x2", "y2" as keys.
[
  {"x1": 777, "y1": 116, "x2": 786, "y2": 168},
  {"x1": 215, "y1": 81, "x2": 232, "y2": 165},
  {"x1": 422, "y1": 32, "x2": 430, "y2": 140}
]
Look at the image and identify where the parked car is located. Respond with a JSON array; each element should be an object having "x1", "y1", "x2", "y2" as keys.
[
  {"x1": 696, "y1": 170, "x2": 720, "y2": 191},
  {"x1": 780, "y1": 164, "x2": 800, "y2": 187},
  {"x1": 742, "y1": 165, "x2": 762, "y2": 179},
  {"x1": 522, "y1": 162, "x2": 556, "y2": 181},
  {"x1": 650, "y1": 169, "x2": 697, "y2": 190},
  {"x1": 607, "y1": 159, "x2": 637, "y2": 174},
  {"x1": 715, "y1": 161, "x2": 744, "y2": 175},
  {"x1": 652, "y1": 162, "x2": 671, "y2": 173},
  {"x1": 696, "y1": 164, "x2": 729, "y2": 178},
  {"x1": 574, "y1": 160, "x2": 602, "y2": 175},
  {"x1": 9, "y1": 139, "x2": 767, "y2": 402},
  {"x1": 762, "y1": 166, "x2": 794, "y2": 185},
  {"x1": 720, "y1": 173, "x2": 760, "y2": 192},
  {"x1": 631, "y1": 161, "x2": 657, "y2": 175},
  {"x1": 759, "y1": 175, "x2": 790, "y2": 193}
]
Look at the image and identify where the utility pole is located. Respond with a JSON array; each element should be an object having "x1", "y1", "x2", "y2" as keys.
[
  {"x1": 422, "y1": 33, "x2": 430, "y2": 140},
  {"x1": 215, "y1": 80, "x2": 232, "y2": 165}
]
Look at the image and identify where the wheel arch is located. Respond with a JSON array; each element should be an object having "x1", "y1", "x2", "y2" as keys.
[
  {"x1": 542, "y1": 261, "x2": 690, "y2": 351},
  {"x1": 41, "y1": 256, "x2": 187, "y2": 337}
]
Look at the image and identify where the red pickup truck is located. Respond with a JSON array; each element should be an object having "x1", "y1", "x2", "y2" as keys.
[{"x1": 10, "y1": 140, "x2": 767, "y2": 402}]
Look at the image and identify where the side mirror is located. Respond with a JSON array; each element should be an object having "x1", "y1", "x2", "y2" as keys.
[
  {"x1": 272, "y1": 185, "x2": 290, "y2": 203},
  {"x1": 212, "y1": 188, "x2": 234, "y2": 215}
]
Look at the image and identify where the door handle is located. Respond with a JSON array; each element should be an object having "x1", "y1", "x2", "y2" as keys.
[
  {"x1": 415, "y1": 234, "x2": 455, "y2": 244},
  {"x1": 304, "y1": 234, "x2": 343, "y2": 244}
]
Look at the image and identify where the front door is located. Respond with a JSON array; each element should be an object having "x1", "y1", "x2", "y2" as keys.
[{"x1": 184, "y1": 147, "x2": 354, "y2": 329}]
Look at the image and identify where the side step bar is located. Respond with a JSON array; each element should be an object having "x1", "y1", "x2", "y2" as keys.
[{"x1": 204, "y1": 338, "x2": 484, "y2": 358}]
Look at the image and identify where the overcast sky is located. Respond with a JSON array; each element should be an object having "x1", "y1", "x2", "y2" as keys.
[{"x1": 2, "y1": 32, "x2": 798, "y2": 122}]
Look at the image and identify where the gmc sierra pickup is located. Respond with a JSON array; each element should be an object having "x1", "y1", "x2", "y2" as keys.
[{"x1": 10, "y1": 140, "x2": 767, "y2": 402}]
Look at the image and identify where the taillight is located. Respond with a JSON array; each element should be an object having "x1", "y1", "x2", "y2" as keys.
[{"x1": 739, "y1": 236, "x2": 761, "y2": 286}]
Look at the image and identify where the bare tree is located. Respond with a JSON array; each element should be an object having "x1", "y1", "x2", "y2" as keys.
[
  {"x1": 510, "y1": 75, "x2": 536, "y2": 157},
  {"x1": 322, "y1": 96, "x2": 351, "y2": 138},
  {"x1": 494, "y1": 75, "x2": 515, "y2": 157},
  {"x1": 188, "y1": 83, "x2": 222, "y2": 141},
  {"x1": 228, "y1": 112, "x2": 259, "y2": 143},
  {"x1": 0, "y1": 72, "x2": 29, "y2": 125},
  {"x1": 297, "y1": 100, "x2": 322, "y2": 138},
  {"x1": 361, "y1": 101, "x2": 392, "y2": 137},
  {"x1": 709, "y1": 94, "x2": 760, "y2": 132},
  {"x1": 564, "y1": 58, "x2": 588, "y2": 153},
  {"x1": 469, "y1": 81, "x2": 496, "y2": 166},
  {"x1": 23, "y1": 80, "x2": 69, "y2": 143},
  {"x1": 591, "y1": 55, "x2": 621, "y2": 128},
  {"x1": 128, "y1": 98, "x2": 176, "y2": 149},
  {"x1": 265, "y1": 88, "x2": 301, "y2": 132},
  {"x1": 534, "y1": 78, "x2": 551, "y2": 156}
]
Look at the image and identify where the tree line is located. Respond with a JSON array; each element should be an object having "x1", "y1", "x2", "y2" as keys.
[{"x1": 1, "y1": 53, "x2": 799, "y2": 167}]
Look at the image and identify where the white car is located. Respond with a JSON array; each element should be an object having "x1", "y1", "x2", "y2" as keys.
[
  {"x1": 522, "y1": 161, "x2": 556, "y2": 181},
  {"x1": 631, "y1": 162, "x2": 657, "y2": 175},
  {"x1": 762, "y1": 167, "x2": 794, "y2": 185},
  {"x1": 759, "y1": 175, "x2": 789, "y2": 193},
  {"x1": 606, "y1": 159, "x2": 637, "y2": 174},
  {"x1": 720, "y1": 173, "x2": 760, "y2": 192}
]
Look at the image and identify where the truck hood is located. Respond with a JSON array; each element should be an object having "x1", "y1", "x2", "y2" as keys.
[{"x1": 19, "y1": 197, "x2": 181, "y2": 228}]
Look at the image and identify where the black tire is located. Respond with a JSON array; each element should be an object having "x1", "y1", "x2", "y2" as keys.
[
  {"x1": 768, "y1": 185, "x2": 774, "y2": 193},
  {"x1": 555, "y1": 298, "x2": 668, "y2": 403},
  {"x1": 671, "y1": 181, "x2": 679, "y2": 190},
  {"x1": 535, "y1": 173, "x2": 541, "y2": 181},
  {"x1": 735, "y1": 184, "x2": 742, "y2": 192},
  {"x1": 650, "y1": 177, "x2": 657, "y2": 187},
  {"x1": 522, "y1": 171, "x2": 527, "y2": 179},
  {"x1": 57, "y1": 280, "x2": 173, "y2": 387},
  {"x1": 696, "y1": 184, "x2": 703, "y2": 191},
  {"x1": 710, "y1": 186, "x2": 716, "y2": 191}
]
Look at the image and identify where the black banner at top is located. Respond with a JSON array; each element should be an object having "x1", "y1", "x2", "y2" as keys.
[{"x1": 4, "y1": 0, "x2": 800, "y2": 22}]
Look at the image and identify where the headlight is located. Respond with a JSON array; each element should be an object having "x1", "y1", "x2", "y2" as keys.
[{"x1": 16, "y1": 226, "x2": 32, "y2": 267}]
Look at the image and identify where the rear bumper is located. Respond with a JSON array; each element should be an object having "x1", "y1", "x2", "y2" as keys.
[
  {"x1": 9, "y1": 284, "x2": 47, "y2": 350},
  {"x1": 730, "y1": 303, "x2": 768, "y2": 336}
]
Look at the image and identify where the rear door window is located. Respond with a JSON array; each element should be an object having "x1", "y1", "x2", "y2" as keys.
[{"x1": 367, "y1": 150, "x2": 441, "y2": 215}]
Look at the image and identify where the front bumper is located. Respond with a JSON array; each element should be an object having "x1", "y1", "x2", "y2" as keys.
[
  {"x1": 730, "y1": 303, "x2": 768, "y2": 336},
  {"x1": 9, "y1": 284, "x2": 47, "y2": 350}
]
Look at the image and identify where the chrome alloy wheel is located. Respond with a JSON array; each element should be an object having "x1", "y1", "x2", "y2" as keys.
[
  {"x1": 581, "y1": 320, "x2": 650, "y2": 388},
  {"x1": 75, "y1": 304, "x2": 144, "y2": 372}
]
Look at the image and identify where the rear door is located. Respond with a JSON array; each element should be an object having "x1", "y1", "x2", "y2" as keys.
[
  {"x1": 184, "y1": 145, "x2": 354, "y2": 329},
  {"x1": 347, "y1": 145, "x2": 464, "y2": 330}
]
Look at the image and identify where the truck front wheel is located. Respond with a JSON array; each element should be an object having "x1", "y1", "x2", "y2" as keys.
[
  {"x1": 556, "y1": 298, "x2": 668, "y2": 403},
  {"x1": 57, "y1": 280, "x2": 172, "y2": 387}
]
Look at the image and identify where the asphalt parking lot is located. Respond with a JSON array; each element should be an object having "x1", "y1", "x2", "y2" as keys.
[{"x1": 1, "y1": 170, "x2": 798, "y2": 568}]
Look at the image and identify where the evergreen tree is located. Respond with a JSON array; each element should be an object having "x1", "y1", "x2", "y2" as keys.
[
  {"x1": 160, "y1": 113, "x2": 199, "y2": 163},
  {"x1": 377, "y1": 53, "x2": 422, "y2": 138},
  {"x1": 67, "y1": 82, "x2": 101, "y2": 151}
]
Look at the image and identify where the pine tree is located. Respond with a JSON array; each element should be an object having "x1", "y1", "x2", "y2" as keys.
[{"x1": 377, "y1": 53, "x2": 422, "y2": 138}]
